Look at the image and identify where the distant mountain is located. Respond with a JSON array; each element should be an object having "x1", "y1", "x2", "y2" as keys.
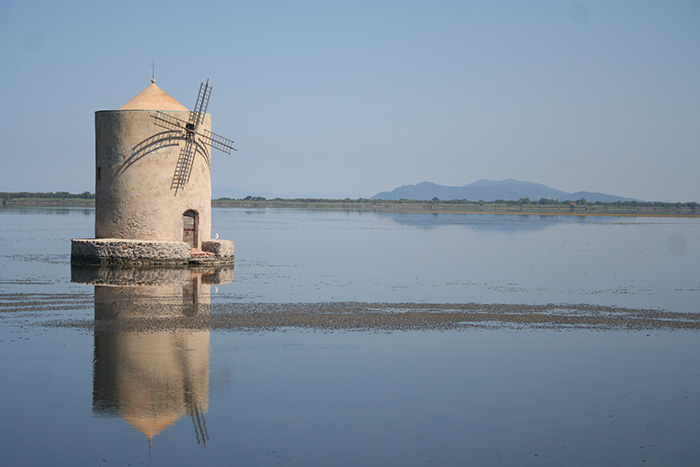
[{"x1": 371, "y1": 179, "x2": 640, "y2": 203}]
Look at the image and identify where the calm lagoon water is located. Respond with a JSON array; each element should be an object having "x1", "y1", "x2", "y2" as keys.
[{"x1": 1, "y1": 207, "x2": 699, "y2": 465}]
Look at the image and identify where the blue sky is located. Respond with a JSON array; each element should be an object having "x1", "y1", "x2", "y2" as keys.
[{"x1": 1, "y1": 1, "x2": 699, "y2": 201}]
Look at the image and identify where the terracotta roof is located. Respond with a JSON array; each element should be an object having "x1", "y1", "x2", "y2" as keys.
[
  {"x1": 124, "y1": 414, "x2": 180, "y2": 439},
  {"x1": 119, "y1": 81, "x2": 189, "y2": 111}
]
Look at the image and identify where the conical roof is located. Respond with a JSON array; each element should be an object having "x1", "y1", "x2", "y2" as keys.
[
  {"x1": 124, "y1": 414, "x2": 180, "y2": 439},
  {"x1": 119, "y1": 80, "x2": 189, "y2": 111}
]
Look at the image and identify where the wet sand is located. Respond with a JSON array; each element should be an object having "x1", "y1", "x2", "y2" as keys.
[
  {"x1": 203, "y1": 301, "x2": 700, "y2": 332},
  {"x1": 3, "y1": 293, "x2": 697, "y2": 332}
]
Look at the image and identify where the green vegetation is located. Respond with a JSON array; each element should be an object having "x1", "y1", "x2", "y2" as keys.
[
  {"x1": 2, "y1": 192, "x2": 698, "y2": 216},
  {"x1": 213, "y1": 196, "x2": 700, "y2": 216},
  {"x1": 0, "y1": 191, "x2": 94, "y2": 207}
]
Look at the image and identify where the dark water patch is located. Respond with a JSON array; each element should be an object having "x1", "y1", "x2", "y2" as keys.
[
  {"x1": 0, "y1": 279, "x2": 58, "y2": 286},
  {"x1": 6, "y1": 253, "x2": 70, "y2": 264},
  {"x1": 0, "y1": 292, "x2": 93, "y2": 312}
]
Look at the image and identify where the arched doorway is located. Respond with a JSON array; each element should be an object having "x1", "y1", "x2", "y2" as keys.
[{"x1": 183, "y1": 210, "x2": 198, "y2": 249}]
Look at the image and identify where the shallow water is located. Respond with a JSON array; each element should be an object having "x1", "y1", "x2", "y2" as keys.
[{"x1": 0, "y1": 207, "x2": 699, "y2": 465}]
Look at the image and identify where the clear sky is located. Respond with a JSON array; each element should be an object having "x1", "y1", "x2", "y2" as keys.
[{"x1": 1, "y1": 1, "x2": 699, "y2": 201}]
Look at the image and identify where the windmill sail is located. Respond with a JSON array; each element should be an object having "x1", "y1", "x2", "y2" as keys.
[
  {"x1": 190, "y1": 80, "x2": 212, "y2": 129},
  {"x1": 201, "y1": 128, "x2": 236, "y2": 154},
  {"x1": 171, "y1": 139, "x2": 197, "y2": 191},
  {"x1": 149, "y1": 79, "x2": 236, "y2": 195}
]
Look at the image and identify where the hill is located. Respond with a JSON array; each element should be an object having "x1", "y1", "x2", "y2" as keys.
[{"x1": 371, "y1": 179, "x2": 639, "y2": 203}]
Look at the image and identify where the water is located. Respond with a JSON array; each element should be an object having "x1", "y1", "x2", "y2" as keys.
[
  {"x1": 215, "y1": 209, "x2": 699, "y2": 310},
  {"x1": 1, "y1": 207, "x2": 699, "y2": 466}
]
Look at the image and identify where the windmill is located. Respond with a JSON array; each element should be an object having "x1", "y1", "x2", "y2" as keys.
[{"x1": 150, "y1": 79, "x2": 236, "y2": 194}]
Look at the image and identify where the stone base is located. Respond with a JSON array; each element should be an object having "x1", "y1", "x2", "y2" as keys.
[{"x1": 71, "y1": 238, "x2": 234, "y2": 266}]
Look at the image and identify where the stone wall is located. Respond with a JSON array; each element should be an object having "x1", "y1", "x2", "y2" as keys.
[
  {"x1": 202, "y1": 239, "x2": 235, "y2": 257},
  {"x1": 71, "y1": 238, "x2": 235, "y2": 266},
  {"x1": 71, "y1": 239, "x2": 190, "y2": 265},
  {"x1": 94, "y1": 110, "x2": 212, "y2": 246}
]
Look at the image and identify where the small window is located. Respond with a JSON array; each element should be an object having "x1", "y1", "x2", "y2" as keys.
[{"x1": 96, "y1": 167, "x2": 101, "y2": 181}]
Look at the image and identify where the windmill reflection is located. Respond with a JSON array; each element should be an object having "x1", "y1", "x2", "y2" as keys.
[{"x1": 71, "y1": 266, "x2": 233, "y2": 446}]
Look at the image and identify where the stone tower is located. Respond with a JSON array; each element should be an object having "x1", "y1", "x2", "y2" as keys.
[
  {"x1": 96, "y1": 80, "x2": 212, "y2": 246},
  {"x1": 71, "y1": 80, "x2": 234, "y2": 266}
]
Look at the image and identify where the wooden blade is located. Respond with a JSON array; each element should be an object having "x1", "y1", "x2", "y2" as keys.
[
  {"x1": 189, "y1": 80, "x2": 212, "y2": 131},
  {"x1": 200, "y1": 128, "x2": 237, "y2": 154},
  {"x1": 171, "y1": 139, "x2": 197, "y2": 193},
  {"x1": 150, "y1": 112, "x2": 188, "y2": 133},
  {"x1": 153, "y1": 111, "x2": 235, "y2": 155}
]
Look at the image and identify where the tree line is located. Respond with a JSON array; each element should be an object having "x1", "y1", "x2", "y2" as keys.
[
  {"x1": 0, "y1": 191, "x2": 94, "y2": 200},
  {"x1": 218, "y1": 196, "x2": 699, "y2": 210},
  {"x1": 1, "y1": 192, "x2": 698, "y2": 212}
]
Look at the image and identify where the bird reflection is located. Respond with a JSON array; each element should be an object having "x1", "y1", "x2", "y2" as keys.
[{"x1": 72, "y1": 266, "x2": 233, "y2": 446}]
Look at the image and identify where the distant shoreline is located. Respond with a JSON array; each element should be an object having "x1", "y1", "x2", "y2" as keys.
[
  {"x1": 399, "y1": 209, "x2": 700, "y2": 218},
  {"x1": 1, "y1": 199, "x2": 94, "y2": 207},
  {"x1": 2, "y1": 194, "x2": 698, "y2": 217},
  {"x1": 210, "y1": 198, "x2": 700, "y2": 217}
]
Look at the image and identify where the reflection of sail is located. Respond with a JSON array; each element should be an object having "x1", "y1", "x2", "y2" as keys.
[{"x1": 72, "y1": 266, "x2": 232, "y2": 446}]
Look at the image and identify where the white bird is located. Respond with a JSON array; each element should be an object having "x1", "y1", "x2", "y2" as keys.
[{"x1": 215, "y1": 233, "x2": 219, "y2": 239}]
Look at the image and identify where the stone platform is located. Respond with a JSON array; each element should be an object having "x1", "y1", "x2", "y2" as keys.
[{"x1": 71, "y1": 238, "x2": 234, "y2": 266}]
